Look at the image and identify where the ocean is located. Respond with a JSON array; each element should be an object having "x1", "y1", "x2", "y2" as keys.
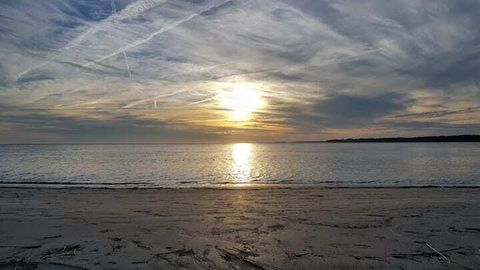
[{"x1": 1, "y1": 143, "x2": 479, "y2": 188}]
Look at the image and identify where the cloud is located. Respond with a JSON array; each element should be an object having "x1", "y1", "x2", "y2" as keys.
[
  {"x1": 0, "y1": 0, "x2": 479, "y2": 142},
  {"x1": 389, "y1": 107, "x2": 480, "y2": 120},
  {"x1": 0, "y1": 111, "x2": 220, "y2": 143},
  {"x1": 313, "y1": 93, "x2": 412, "y2": 127}
]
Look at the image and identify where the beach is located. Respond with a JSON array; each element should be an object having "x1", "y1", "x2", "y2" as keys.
[{"x1": 0, "y1": 187, "x2": 479, "y2": 269}]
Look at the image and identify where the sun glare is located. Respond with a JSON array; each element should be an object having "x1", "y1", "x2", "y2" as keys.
[
  {"x1": 221, "y1": 83, "x2": 263, "y2": 121},
  {"x1": 231, "y1": 143, "x2": 252, "y2": 184}
]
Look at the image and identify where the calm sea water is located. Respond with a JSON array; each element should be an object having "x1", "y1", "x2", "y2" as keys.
[{"x1": 0, "y1": 143, "x2": 479, "y2": 188}]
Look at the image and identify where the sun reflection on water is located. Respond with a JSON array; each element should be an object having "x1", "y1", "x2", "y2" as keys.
[{"x1": 231, "y1": 143, "x2": 252, "y2": 184}]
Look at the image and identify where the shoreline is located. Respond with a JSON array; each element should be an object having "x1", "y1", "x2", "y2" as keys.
[
  {"x1": 1, "y1": 183, "x2": 480, "y2": 190},
  {"x1": 1, "y1": 187, "x2": 479, "y2": 269}
]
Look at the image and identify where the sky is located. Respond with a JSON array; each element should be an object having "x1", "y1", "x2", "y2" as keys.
[{"x1": 0, "y1": 0, "x2": 479, "y2": 143}]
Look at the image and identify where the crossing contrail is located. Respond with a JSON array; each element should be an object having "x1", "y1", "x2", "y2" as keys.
[
  {"x1": 123, "y1": 49, "x2": 132, "y2": 80},
  {"x1": 15, "y1": 0, "x2": 169, "y2": 81},
  {"x1": 83, "y1": 0, "x2": 232, "y2": 68}
]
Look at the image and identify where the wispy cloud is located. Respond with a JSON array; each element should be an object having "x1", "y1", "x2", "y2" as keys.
[{"x1": 0, "y1": 0, "x2": 479, "y2": 142}]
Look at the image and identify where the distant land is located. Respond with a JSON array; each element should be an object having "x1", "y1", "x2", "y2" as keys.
[
  {"x1": 326, "y1": 135, "x2": 480, "y2": 143},
  {"x1": 276, "y1": 135, "x2": 480, "y2": 143}
]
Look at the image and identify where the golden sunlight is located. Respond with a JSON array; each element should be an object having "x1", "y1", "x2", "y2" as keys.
[
  {"x1": 231, "y1": 143, "x2": 252, "y2": 183},
  {"x1": 220, "y1": 83, "x2": 264, "y2": 121}
]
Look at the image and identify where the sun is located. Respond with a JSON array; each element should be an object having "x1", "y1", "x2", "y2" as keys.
[{"x1": 220, "y1": 83, "x2": 264, "y2": 121}]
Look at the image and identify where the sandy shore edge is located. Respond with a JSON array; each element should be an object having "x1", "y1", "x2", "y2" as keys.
[{"x1": 1, "y1": 187, "x2": 479, "y2": 269}]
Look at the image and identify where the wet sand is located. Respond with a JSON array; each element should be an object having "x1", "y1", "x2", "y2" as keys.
[{"x1": 0, "y1": 187, "x2": 479, "y2": 269}]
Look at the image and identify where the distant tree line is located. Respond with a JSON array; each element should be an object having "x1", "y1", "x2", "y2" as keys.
[{"x1": 326, "y1": 135, "x2": 480, "y2": 143}]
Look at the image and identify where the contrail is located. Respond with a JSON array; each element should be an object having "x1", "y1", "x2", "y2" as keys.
[
  {"x1": 123, "y1": 51, "x2": 132, "y2": 80},
  {"x1": 157, "y1": 61, "x2": 235, "y2": 80},
  {"x1": 15, "y1": 0, "x2": 169, "y2": 80},
  {"x1": 182, "y1": 48, "x2": 382, "y2": 82},
  {"x1": 110, "y1": 0, "x2": 117, "y2": 14},
  {"x1": 114, "y1": 0, "x2": 133, "y2": 81},
  {"x1": 71, "y1": 0, "x2": 167, "y2": 49},
  {"x1": 189, "y1": 95, "x2": 218, "y2": 105},
  {"x1": 123, "y1": 91, "x2": 188, "y2": 108},
  {"x1": 83, "y1": 0, "x2": 231, "y2": 67}
]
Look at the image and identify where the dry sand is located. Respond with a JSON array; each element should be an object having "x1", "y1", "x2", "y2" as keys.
[{"x1": 0, "y1": 187, "x2": 479, "y2": 269}]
